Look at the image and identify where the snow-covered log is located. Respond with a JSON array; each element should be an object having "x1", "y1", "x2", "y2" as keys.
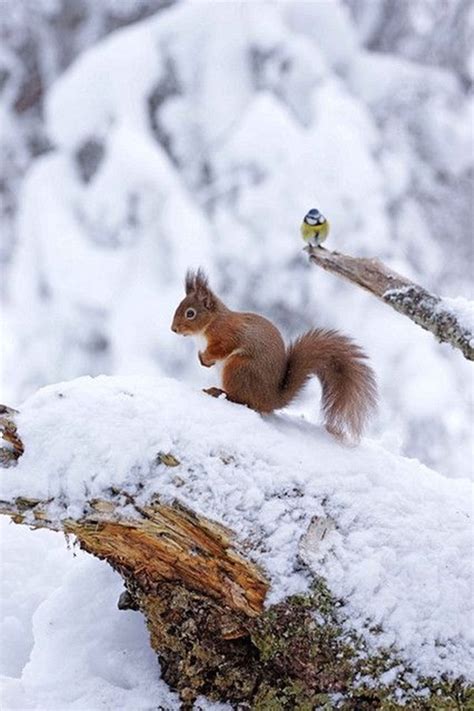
[
  {"x1": 307, "y1": 245, "x2": 474, "y2": 361},
  {"x1": 1, "y1": 376, "x2": 473, "y2": 709}
]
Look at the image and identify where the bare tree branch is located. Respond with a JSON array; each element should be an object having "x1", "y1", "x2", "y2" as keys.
[{"x1": 307, "y1": 246, "x2": 474, "y2": 361}]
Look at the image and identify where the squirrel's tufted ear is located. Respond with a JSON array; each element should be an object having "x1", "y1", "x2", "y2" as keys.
[
  {"x1": 185, "y1": 268, "x2": 216, "y2": 309},
  {"x1": 185, "y1": 270, "x2": 195, "y2": 295}
]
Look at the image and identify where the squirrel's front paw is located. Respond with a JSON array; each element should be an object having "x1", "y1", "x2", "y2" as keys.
[
  {"x1": 203, "y1": 387, "x2": 226, "y2": 399},
  {"x1": 198, "y1": 351, "x2": 215, "y2": 368}
]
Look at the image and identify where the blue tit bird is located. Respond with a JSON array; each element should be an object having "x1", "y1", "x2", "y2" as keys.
[{"x1": 300, "y1": 208, "x2": 330, "y2": 247}]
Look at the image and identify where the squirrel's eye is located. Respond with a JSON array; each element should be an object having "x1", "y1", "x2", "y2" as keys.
[{"x1": 185, "y1": 308, "x2": 197, "y2": 320}]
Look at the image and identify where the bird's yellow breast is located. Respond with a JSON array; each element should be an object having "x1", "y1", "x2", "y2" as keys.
[{"x1": 300, "y1": 220, "x2": 330, "y2": 242}]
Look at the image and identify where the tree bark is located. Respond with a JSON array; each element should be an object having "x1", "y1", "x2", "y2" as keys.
[
  {"x1": 0, "y1": 405, "x2": 23, "y2": 464},
  {"x1": 307, "y1": 245, "x2": 474, "y2": 361}
]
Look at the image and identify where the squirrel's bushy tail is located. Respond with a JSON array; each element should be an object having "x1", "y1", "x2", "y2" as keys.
[{"x1": 280, "y1": 329, "x2": 377, "y2": 441}]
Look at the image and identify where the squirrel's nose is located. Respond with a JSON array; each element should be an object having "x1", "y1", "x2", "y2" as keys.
[{"x1": 171, "y1": 325, "x2": 178, "y2": 333}]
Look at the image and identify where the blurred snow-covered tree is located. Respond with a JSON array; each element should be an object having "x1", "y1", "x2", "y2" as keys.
[
  {"x1": 345, "y1": 0, "x2": 473, "y2": 86},
  {"x1": 344, "y1": 0, "x2": 474, "y2": 292},
  {"x1": 0, "y1": 0, "x2": 174, "y2": 284}
]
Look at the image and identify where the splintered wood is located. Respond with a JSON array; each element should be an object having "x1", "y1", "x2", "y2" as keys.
[
  {"x1": 0, "y1": 492, "x2": 268, "y2": 618},
  {"x1": 67, "y1": 499, "x2": 268, "y2": 618}
]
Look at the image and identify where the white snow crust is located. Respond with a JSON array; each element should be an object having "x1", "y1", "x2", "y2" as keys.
[
  {"x1": 438, "y1": 296, "x2": 474, "y2": 334},
  {"x1": 1, "y1": 375, "x2": 472, "y2": 685}
]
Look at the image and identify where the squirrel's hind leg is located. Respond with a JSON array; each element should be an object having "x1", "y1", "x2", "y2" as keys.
[
  {"x1": 203, "y1": 387, "x2": 227, "y2": 399},
  {"x1": 202, "y1": 387, "x2": 248, "y2": 409}
]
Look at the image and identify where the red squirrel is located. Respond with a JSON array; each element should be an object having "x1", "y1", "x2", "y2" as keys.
[{"x1": 171, "y1": 269, "x2": 377, "y2": 441}]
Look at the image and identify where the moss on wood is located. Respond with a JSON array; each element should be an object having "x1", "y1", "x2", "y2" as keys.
[
  {"x1": 119, "y1": 574, "x2": 473, "y2": 709},
  {"x1": 249, "y1": 580, "x2": 473, "y2": 710}
]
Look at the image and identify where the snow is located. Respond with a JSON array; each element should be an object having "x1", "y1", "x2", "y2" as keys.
[
  {"x1": 438, "y1": 296, "x2": 474, "y2": 334},
  {"x1": 45, "y1": 21, "x2": 160, "y2": 149},
  {"x1": 384, "y1": 287, "x2": 474, "y2": 339},
  {"x1": 1, "y1": 374, "x2": 473, "y2": 685},
  {"x1": 284, "y1": 0, "x2": 360, "y2": 74}
]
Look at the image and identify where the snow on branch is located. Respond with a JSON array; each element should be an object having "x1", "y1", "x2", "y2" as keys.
[{"x1": 307, "y1": 246, "x2": 474, "y2": 361}]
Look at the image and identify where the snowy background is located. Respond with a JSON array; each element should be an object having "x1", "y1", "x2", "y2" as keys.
[{"x1": 0, "y1": 0, "x2": 473, "y2": 708}]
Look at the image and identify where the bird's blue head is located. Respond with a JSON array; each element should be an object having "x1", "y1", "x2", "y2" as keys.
[{"x1": 304, "y1": 208, "x2": 326, "y2": 226}]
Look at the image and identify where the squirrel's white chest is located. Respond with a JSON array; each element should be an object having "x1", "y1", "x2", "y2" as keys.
[
  {"x1": 193, "y1": 332, "x2": 226, "y2": 385},
  {"x1": 193, "y1": 333, "x2": 208, "y2": 352}
]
